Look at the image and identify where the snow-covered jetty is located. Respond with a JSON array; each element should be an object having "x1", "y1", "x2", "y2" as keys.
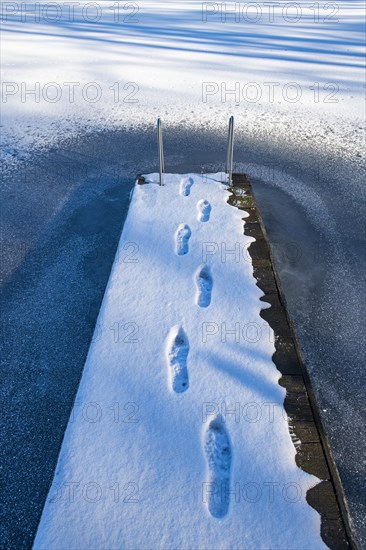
[{"x1": 35, "y1": 173, "x2": 331, "y2": 549}]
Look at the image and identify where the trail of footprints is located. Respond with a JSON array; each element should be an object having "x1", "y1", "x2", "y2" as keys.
[{"x1": 166, "y1": 177, "x2": 232, "y2": 518}]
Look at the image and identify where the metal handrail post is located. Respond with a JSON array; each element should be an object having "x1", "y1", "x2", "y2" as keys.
[
  {"x1": 157, "y1": 118, "x2": 164, "y2": 186},
  {"x1": 225, "y1": 117, "x2": 231, "y2": 172},
  {"x1": 226, "y1": 115, "x2": 234, "y2": 185},
  {"x1": 160, "y1": 124, "x2": 165, "y2": 174}
]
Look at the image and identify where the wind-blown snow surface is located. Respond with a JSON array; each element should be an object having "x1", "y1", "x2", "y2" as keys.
[
  {"x1": 34, "y1": 174, "x2": 326, "y2": 550},
  {"x1": 1, "y1": 0, "x2": 364, "y2": 163}
]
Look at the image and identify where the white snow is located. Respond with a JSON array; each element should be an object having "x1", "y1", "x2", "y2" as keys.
[
  {"x1": 1, "y1": 0, "x2": 365, "y2": 162},
  {"x1": 34, "y1": 173, "x2": 327, "y2": 549}
]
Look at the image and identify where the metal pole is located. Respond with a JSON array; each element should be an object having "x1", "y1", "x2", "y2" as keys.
[
  {"x1": 226, "y1": 115, "x2": 234, "y2": 185},
  {"x1": 157, "y1": 118, "x2": 164, "y2": 186}
]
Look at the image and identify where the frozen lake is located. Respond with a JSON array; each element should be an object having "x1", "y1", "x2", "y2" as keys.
[{"x1": 1, "y1": 124, "x2": 365, "y2": 547}]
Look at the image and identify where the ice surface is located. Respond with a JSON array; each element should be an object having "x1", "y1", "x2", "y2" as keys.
[{"x1": 1, "y1": 1, "x2": 364, "y2": 165}]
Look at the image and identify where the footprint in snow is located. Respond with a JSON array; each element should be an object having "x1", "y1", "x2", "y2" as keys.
[
  {"x1": 166, "y1": 325, "x2": 189, "y2": 393},
  {"x1": 175, "y1": 224, "x2": 191, "y2": 255},
  {"x1": 195, "y1": 265, "x2": 213, "y2": 307},
  {"x1": 180, "y1": 177, "x2": 194, "y2": 197},
  {"x1": 204, "y1": 415, "x2": 232, "y2": 518},
  {"x1": 197, "y1": 199, "x2": 211, "y2": 222}
]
